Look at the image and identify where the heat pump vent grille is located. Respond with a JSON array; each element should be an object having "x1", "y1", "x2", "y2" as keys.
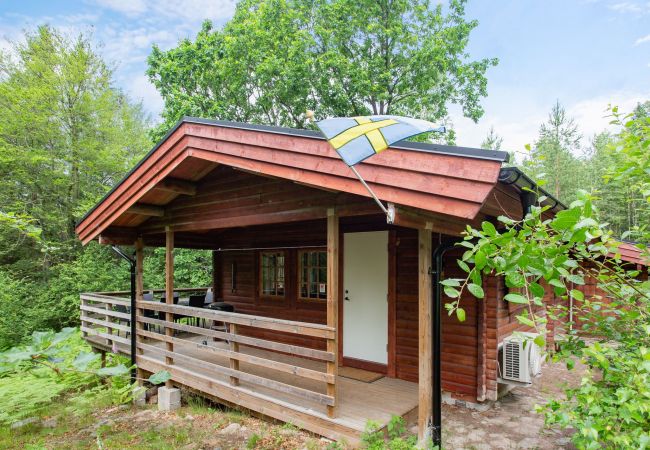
[{"x1": 504, "y1": 341, "x2": 520, "y2": 379}]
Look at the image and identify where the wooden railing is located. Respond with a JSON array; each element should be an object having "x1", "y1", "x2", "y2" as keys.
[
  {"x1": 80, "y1": 292, "x2": 132, "y2": 350},
  {"x1": 135, "y1": 301, "x2": 337, "y2": 411},
  {"x1": 80, "y1": 292, "x2": 338, "y2": 415}
]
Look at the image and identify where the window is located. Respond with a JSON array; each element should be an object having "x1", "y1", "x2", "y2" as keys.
[
  {"x1": 299, "y1": 250, "x2": 327, "y2": 300},
  {"x1": 260, "y1": 252, "x2": 285, "y2": 297}
]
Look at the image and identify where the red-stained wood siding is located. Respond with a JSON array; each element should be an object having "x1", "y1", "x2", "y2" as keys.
[
  {"x1": 76, "y1": 120, "x2": 504, "y2": 244},
  {"x1": 210, "y1": 222, "x2": 492, "y2": 403}
]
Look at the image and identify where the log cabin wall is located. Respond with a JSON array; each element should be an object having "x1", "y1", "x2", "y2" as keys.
[{"x1": 212, "y1": 221, "x2": 494, "y2": 403}]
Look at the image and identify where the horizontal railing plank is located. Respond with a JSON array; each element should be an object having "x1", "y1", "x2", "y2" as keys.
[
  {"x1": 137, "y1": 301, "x2": 334, "y2": 339},
  {"x1": 137, "y1": 342, "x2": 335, "y2": 406},
  {"x1": 81, "y1": 326, "x2": 130, "y2": 345},
  {"x1": 81, "y1": 304, "x2": 131, "y2": 320},
  {"x1": 139, "y1": 329, "x2": 333, "y2": 384},
  {"x1": 136, "y1": 315, "x2": 334, "y2": 362},
  {"x1": 88, "y1": 287, "x2": 210, "y2": 296},
  {"x1": 82, "y1": 316, "x2": 131, "y2": 333},
  {"x1": 81, "y1": 294, "x2": 130, "y2": 307}
]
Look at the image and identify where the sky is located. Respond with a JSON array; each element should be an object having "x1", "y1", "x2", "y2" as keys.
[{"x1": 0, "y1": 0, "x2": 648, "y2": 154}]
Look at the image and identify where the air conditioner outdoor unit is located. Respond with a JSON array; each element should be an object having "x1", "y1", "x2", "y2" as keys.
[{"x1": 501, "y1": 332, "x2": 543, "y2": 384}]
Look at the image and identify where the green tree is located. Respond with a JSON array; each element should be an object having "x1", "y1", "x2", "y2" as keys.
[
  {"x1": 0, "y1": 26, "x2": 151, "y2": 346},
  {"x1": 604, "y1": 102, "x2": 650, "y2": 242},
  {"x1": 0, "y1": 26, "x2": 151, "y2": 274},
  {"x1": 147, "y1": 0, "x2": 497, "y2": 139},
  {"x1": 481, "y1": 126, "x2": 503, "y2": 150},
  {"x1": 522, "y1": 101, "x2": 584, "y2": 203},
  {"x1": 445, "y1": 107, "x2": 650, "y2": 447}
]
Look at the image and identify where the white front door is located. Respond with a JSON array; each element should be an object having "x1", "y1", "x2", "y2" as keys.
[{"x1": 343, "y1": 231, "x2": 388, "y2": 364}]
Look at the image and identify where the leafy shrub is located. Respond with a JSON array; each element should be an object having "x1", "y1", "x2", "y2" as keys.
[
  {"x1": 360, "y1": 416, "x2": 423, "y2": 450},
  {"x1": 0, "y1": 327, "x2": 170, "y2": 425},
  {"x1": 0, "y1": 328, "x2": 124, "y2": 424},
  {"x1": 445, "y1": 185, "x2": 650, "y2": 447}
]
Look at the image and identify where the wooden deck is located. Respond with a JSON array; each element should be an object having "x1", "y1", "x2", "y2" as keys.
[{"x1": 81, "y1": 293, "x2": 418, "y2": 444}]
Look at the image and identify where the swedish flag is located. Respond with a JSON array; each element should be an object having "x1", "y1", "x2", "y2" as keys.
[{"x1": 316, "y1": 115, "x2": 446, "y2": 166}]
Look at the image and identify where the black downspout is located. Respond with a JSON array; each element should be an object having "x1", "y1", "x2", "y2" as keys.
[
  {"x1": 430, "y1": 240, "x2": 460, "y2": 447},
  {"x1": 129, "y1": 261, "x2": 136, "y2": 380},
  {"x1": 110, "y1": 245, "x2": 137, "y2": 383}
]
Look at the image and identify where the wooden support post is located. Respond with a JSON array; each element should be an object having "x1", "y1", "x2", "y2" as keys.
[
  {"x1": 165, "y1": 226, "x2": 174, "y2": 387},
  {"x1": 418, "y1": 227, "x2": 433, "y2": 443},
  {"x1": 229, "y1": 324, "x2": 240, "y2": 386},
  {"x1": 105, "y1": 301, "x2": 113, "y2": 347},
  {"x1": 326, "y1": 208, "x2": 339, "y2": 418},
  {"x1": 81, "y1": 298, "x2": 88, "y2": 338},
  {"x1": 212, "y1": 250, "x2": 220, "y2": 297},
  {"x1": 135, "y1": 237, "x2": 145, "y2": 381}
]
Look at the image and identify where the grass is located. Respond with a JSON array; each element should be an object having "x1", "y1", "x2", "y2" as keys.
[{"x1": 0, "y1": 391, "x2": 327, "y2": 450}]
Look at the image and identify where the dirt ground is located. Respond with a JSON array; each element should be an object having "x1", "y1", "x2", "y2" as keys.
[{"x1": 441, "y1": 359, "x2": 579, "y2": 449}]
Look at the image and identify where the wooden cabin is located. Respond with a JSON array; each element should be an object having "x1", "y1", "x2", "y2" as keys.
[{"x1": 75, "y1": 118, "x2": 562, "y2": 444}]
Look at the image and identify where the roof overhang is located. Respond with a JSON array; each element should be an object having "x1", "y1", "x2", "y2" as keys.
[{"x1": 76, "y1": 118, "x2": 512, "y2": 245}]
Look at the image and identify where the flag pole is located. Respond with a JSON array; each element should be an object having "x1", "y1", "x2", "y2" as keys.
[{"x1": 349, "y1": 165, "x2": 395, "y2": 224}]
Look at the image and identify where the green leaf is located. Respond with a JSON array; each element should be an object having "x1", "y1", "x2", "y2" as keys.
[
  {"x1": 530, "y1": 282, "x2": 545, "y2": 298},
  {"x1": 574, "y1": 218, "x2": 598, "y2": 230},
  {"x1": 516, "y1": 314, "x2": 535, "y2": 327},
  {"x1": 440, "y1": 279, "x2": 460, "y2": 287},
  {"x1": 567, "y1": 274, "x2": 585, "y2": 285},
  {"x1": 148, "y1": 370, "x2": 172, "y2": 385},
  {"x1": 551, "y1": 208, "x2": 581, "y2": 231},
  {"x1": 504, "y1": 293, "x2": 528, "y2": 304},
  {"x1": 497, "y1": 215, "x2": 515, "y2": 225},
  {"x1": 481, "y1": 221, "x2": 497, "y2": 237},
  {"x1": 444, "y1": 286, "x2": 460, "y2": 298},
  {"x1": 456, "y1": 308, "x2": 466, "y2": 322},
  {"x1": 474, "y1": 251, "x2": 487, "y2": 270},
  {"x1": 467, "y1": 283, "x2": 484, "y2": 299},
  {"x1": 457, "y1": 260, "x2": 470, "y2": 273},
  {"x1": 73, "y1": 352, "x2": 99, "y2": 371},
  {"x1": 533, "y1": 335, "x2": 546, "y2": 348},
  {"x1": 97, "y1": 364, "x2": 130, "y2": 377},
  {"x1": 570, "y1": 289, "x2": 584, "y2": 301},
  {"x1": 505, "y1": 272, "x2": 525, "y2": 288}
]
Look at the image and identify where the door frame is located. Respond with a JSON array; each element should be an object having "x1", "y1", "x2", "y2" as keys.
[{"x1": 337, "y1": 228, "x2": 397, "y2": 375}]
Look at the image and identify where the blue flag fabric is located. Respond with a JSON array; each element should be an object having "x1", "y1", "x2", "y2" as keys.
[{"x1": 315, "y1": 115, "x2": 446, "y2": 166}]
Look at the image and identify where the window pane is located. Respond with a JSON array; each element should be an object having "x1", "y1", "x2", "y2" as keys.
[
  {"x1": 319, "y1": 251, "x2": 327, "y2": 266},
  {"x1": 261, "y1": 252, "x2": 285, "y2": 297},
  {"x1": 319, "y1": 267, "x2": 327, "y2": 283}
]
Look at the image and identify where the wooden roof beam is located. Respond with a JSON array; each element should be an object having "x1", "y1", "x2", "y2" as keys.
[
  {"x1": 128, "y1": 203, "x2": 165, "y2": 217},
  {"x1": 154, "y1": 178, "x2": 197, "y2": 196}
]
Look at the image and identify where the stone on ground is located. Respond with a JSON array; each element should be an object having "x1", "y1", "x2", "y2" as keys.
[{"x1": 158, "y1": 386, "x2": 181, "y2": 411}]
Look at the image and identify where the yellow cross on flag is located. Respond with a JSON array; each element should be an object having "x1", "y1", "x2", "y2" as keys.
[{"x1": 316, "y1": 115, "x2": 445, "y2": 166}]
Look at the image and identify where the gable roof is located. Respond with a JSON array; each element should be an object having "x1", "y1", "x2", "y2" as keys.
[{"x1": 76, "y1": 117, "x2": 514, "y2": 244}]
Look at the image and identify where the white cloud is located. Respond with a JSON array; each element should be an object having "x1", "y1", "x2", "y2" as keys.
[
  {"x1": 94, "y1": 0, "x2": 147, "y2": 17},
  {"x1": 635, "y1": 33, "x2": 650, "y2": 45},
  {"x1": 608, "y1": 1, "x2": 650, "y2": 14},
  {"x1": 122, "y1": 73, "x2": 164, "y2": 119},
  {"x1": 451, "y1": 91, "x2": 648, "y2": 157},
  {"x1": 93, "y1": 0, "x2": 237, "y2": 23},
  {"x1": 567, "y1": 92, "x2": 647, "y2": 137}
]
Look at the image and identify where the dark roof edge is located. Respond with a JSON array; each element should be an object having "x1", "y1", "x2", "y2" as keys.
[
  {"x1": 77, "y1": 116, "x2": 511, "y2": 227},
  {"x1": 498, "y1": 166, "x2": 567, "y2": 211},
  {"x1": 181, "y1": 117, "x2": 511, "y2": 163}
]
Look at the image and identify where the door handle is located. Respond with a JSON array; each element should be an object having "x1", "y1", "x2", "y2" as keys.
[
  {"x1": 345, "y1": 296, "x2": 350, "y2": 301},
  {"x1": 344, "y1": 289, "x2": 349, "y2": 301}
]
